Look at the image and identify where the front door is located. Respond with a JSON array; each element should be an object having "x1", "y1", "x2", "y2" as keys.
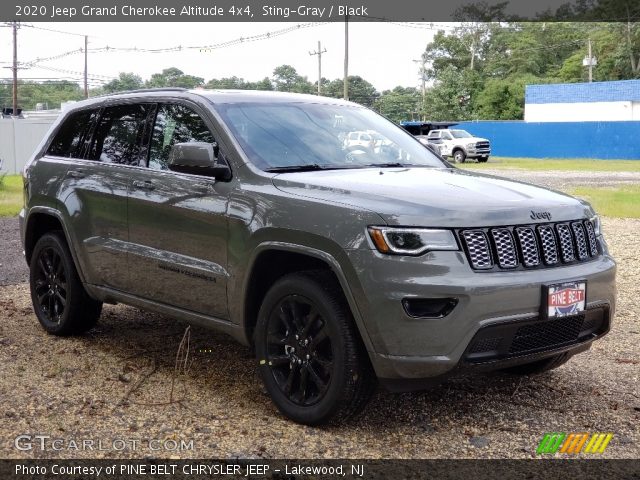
[{"x1": 126, "y1": 102, "x2": 229, "y2": 319}]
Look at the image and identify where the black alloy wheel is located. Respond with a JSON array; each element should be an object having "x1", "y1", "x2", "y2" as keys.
[
  {"x1": 265, "y1": 295, "x2": 333, "y2": 407},
  {"x1": 255, "y1": 271, "x2": 375, "y2": 425},
  {"x1": 29, "y1": 232, "x2": 102, "y2": 335},
  {"x1": 33, "y1": 246, "x2": 67, "y2": 325}
]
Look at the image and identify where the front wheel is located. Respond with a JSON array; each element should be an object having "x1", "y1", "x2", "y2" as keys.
[
  {"x1": 29, "y1": 232, "x2": 102, "y2": 336},
  {"x1": 453, "y1": 150, "x2": 466, "y2": 163},
  {"x1": 255, "y1": 271, "x2": 375, "y2": 425}
]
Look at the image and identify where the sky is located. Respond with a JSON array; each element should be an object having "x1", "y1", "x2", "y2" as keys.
[{"x1": 0, "y1": 22, "x2": 447, "y2": 92}]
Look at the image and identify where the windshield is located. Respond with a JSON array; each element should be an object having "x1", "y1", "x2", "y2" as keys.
[
  {"x1": 449, "y1": 129, "x2": 473, "y2": 138},
  {"x1": 213, "y1": 102, "x2": 447, "y2": 171}
]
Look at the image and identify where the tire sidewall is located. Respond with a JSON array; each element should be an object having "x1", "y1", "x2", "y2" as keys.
[
  {"x1": 29, "y1": 233, "x2": 77, "y2": 335},
  {"x1": 255, "y1": 275, "x2": 350, "y2": 425}
]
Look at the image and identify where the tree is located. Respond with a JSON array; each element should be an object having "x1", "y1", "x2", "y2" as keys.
[
  {"x1": 375, "y1": 87, "x2": 421, "y2": 123},
  {"x1": 323, "y1": 76, "x2": 379, "y2": 107},
  {"x1": 272, "y1": 65, "x2": 313, "y2": 93},
  {"x1": 102, "y1": 72, "x2": 143, "y2": 93},
  {"x1": 146, "y1": 67, "x2": 204, "y2": 88}
]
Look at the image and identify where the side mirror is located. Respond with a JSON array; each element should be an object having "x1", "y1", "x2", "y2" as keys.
[{"x1": 167, "y1": 142, "x2": 232, "y2": 181}]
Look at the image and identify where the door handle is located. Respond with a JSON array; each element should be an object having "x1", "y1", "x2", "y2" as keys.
[
  {"x1": 133, "y1": 180, "x2": 155, "y2": 190},
  {"x1": 66, "y1": 169, "x2": 85, "y2": 179}
]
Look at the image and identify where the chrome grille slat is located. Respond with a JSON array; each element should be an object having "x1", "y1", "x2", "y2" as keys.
[
  {"x1": 556, "y1": 224, "x2": 576, "y2": 262},
  {"x1": 461, "y1": 230, "x2": 493, "y2": 270},
  {"x1": 537, "y1": 225, "x2": 559, "y2": 265},
  {"x1": 515, "y1": 227, "x2": 540, "y2": 267},
  {"x1": 571, "y1": 222, "x2": 589, "y2": 260},
  {"x1": 460, "y1": 219, "x2": 600, "y2": 271},
  {"x1": 491, "y1": 229, "x2": 518, "y2": 268},
  {"x1": 584, "y1": 220, "x2": 599, "y2": 256}
]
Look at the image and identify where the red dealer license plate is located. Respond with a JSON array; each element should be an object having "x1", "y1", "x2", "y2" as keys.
[{"x1": 546, "y1": 281, "x2": 586, "y2": 318}]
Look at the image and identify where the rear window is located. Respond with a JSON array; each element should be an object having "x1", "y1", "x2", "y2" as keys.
[{"x1": 47, "y1": 109, "x2": 98, "y2": 158}]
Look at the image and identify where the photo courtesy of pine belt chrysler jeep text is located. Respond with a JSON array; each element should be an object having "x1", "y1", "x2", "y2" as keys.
[{"x1": 19, "y1": 88, "x2": 616, "y2": 425}]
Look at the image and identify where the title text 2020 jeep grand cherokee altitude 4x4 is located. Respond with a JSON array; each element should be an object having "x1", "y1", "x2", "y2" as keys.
[{"x1": 20, "y1": 89, "x2": 616, "y2": 425}]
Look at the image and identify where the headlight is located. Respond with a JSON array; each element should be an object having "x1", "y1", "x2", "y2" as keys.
[
  {"x1": 590, "y1": 215, "x2": 602, "y2": 235},
  {"x1": 368, "y1": 227, "x2": 459, "y2": 255}
]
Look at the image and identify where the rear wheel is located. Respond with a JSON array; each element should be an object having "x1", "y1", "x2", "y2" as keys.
[
  {"x1": 29, "y1": 232, "x2": 102, "y2": 336},
  {"x1": 255, "y1": 271, "x2": 375, "y2": 425},
  {"x1": 453, "y1": 149, "x2": 466, "y2": 163},
  {"x1": 502, "y1": 352, "x2": 572, "y2": 375}
]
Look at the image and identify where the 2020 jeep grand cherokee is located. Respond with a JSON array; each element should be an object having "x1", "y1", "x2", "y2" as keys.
[{"x1": 20, "y1": 88, "x2": 616, "y2": 424}]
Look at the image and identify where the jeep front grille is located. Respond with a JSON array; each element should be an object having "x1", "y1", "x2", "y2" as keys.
[{"x1": 459, "y1": 220, "x2": 600, "y2": 271}]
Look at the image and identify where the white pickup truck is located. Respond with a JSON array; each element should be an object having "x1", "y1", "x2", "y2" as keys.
[{"x1": 426, "y1": 129, "x2": 491, "y2": 163}]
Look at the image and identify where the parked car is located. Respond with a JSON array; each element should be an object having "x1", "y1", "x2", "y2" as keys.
[
  {"x1": 20, "y1": 88, "x2": 615, "y2": 425},
  {"x1": 427, "y1": 128, "x2": 491, "y2": 163}
]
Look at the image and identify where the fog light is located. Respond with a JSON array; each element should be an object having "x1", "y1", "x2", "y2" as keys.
[{"x1": 402, "y1": 298, "x2": 458, "y2": 318}]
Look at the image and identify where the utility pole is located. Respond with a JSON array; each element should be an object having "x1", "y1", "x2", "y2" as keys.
[
  {"x1": 12, "y1": 21, "x2": 18, "y2": 116},
  {"x1": 84, "y1": 35, "x2": 88, "y2": 98},
  {"x1": 343, "y1": 15, "x2": 349, "y2": 100},
  {"x1": 309, "y1": 41, "x2": 327, "y2": 96},
  {"x1": 583, "y1": 38, "x2": 597, "y2": 83}
]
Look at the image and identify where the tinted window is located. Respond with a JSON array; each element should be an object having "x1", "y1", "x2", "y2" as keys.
[
  {"x1": 88, "y1": 104, "x2": 151, "y2": 165},
  {"x1": 47, "y1": 109, "x2": 98, "y2": 158},
  {"x1": 148, "y1": 104, "x2": 214, "y2": 170}
]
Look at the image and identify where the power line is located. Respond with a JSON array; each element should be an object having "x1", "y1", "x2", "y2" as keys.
[{"x1": 21, "y1": 23, "x2": 92, "y2": 38}]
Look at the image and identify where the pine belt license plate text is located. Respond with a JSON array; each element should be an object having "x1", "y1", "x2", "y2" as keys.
[{"x1": 546, "y1": 281, "x2": 586, "y2": 318}]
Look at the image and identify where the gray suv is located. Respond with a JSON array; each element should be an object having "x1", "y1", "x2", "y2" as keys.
[{"x1": 20, "y1": 88, "x2": 616, "y2": 425}]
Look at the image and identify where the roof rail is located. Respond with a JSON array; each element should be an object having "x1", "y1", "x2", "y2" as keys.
[{"x1": 96, "y1": 87, "x2": 189, "y2": 98}]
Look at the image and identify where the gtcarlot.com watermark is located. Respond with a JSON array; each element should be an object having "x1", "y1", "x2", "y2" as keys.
[{"x1": 14, "y1": 434, "x2": 194, "y2": 452}]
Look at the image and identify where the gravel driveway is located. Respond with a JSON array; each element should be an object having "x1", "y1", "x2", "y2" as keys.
[{"x1": 0, "y1": 171, "x2": 638, "y2": 460}]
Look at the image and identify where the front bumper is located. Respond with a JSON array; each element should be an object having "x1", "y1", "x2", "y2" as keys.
[{"x1": 345, "y1": 247, "x2": 616, "y2": 385}]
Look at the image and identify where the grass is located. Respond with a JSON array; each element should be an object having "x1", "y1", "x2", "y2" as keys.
[
  {"x1": 0, "y1": 175, "x2": 23, "y2": 217},
  {"x1": 461, "y1": 157, "x2": 640, "y2": 172},
  {"x1": 569, "y1": 185, "x2": 640, "y2": 219}
]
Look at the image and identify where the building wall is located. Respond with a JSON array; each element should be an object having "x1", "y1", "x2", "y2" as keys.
[
  {"x1": 524, "y1": 101, "x2": 639, "y2": 122},
  {"x1": 0, "y1": 117, "x2": 56, "y2": 174},
  {"x1": 524, "y1": 80, "x2": 640, "y2": 123},
  {"x1": 456, "y1": 120, "x2": 640, "y2": 159}
]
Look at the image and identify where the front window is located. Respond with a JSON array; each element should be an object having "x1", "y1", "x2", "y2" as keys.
[
  {"x1": 214, "y1": 102, "x2": 447, "y2": 171},
  {"x1": 449, "y1": 129, "x2": 473, "y2": 139}
]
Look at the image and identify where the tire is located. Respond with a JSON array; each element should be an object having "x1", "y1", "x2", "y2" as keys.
[
  {"x1": 29, "y1": 232, "x2": 102, "y2": 336},
  {"x1": 502, "y1": 352, "x2": 572, "y2": 376},
  {"x1": 478, "y1": 156, "x2": 489, "y2": 163},
  {"x1": 453, "y1": 149, "x2": 466, "y2": 163},
  {"x1": 255, "y1": 271, "x2": 376, "y2": 425}
]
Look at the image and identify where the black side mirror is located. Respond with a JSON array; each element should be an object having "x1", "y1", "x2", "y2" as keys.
[{"x1": 167, "y1": 142, "x2": 232, "y2": 181}]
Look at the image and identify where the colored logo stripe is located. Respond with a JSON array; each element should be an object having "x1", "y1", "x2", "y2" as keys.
[{"x1": 537, "y1": 433, "x2": 613, "y2": 455}]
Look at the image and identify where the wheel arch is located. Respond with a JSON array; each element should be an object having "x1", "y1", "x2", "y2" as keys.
[
  {"x1": 241, "y1": 243, "x2": 374, "y2": 354},
  {"x1": 24, "y1": 207, "x2": 87, "y2": 284}
]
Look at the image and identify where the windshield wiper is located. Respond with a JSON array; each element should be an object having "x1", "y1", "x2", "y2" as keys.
[{"x1": 265, "y1": 164, "x2": 342, "y2": 173}]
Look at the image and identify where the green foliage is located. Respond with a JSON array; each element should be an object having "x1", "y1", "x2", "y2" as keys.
[
  {"x1": 272, "y1": 65, "x2": 314, "y2": 94},
  {"x1": 146, "y1": 67, "x2": 204, "y2": 89},
  {"x1": 102, "y1": 72, "x2": 143, "y2": 93},
  {"x1": 374, "y1": 87, "x2": 422, "y2": 123},
  {"x1": 0, "y1": 175, "x2": 22, "y2": 217},
  {"x1": 422, "y1": 18, "x2": 640, "y2": 121},
  {"x1": 1, "y1": 80, "x2": 84, "y2": 111}
]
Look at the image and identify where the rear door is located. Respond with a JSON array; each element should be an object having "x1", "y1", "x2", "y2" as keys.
[
  {"x1": 54, "y1": 105, "x2": 153, "y2": 290},
  {"x1": 126, "y1": 101, "x2": 230, "y2": 318}
]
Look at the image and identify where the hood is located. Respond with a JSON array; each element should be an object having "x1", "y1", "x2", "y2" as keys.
[
  {"x1": 272, "y1": 167, "x2": 592, "y2": 227},
  {"x1": 457, "y1": 137, "x2": 489, "y2": 144}
]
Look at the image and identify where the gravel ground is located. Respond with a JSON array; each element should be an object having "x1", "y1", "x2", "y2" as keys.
[{"x1": 0, "y1": 171, "x2": 638, "y2": 460}]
